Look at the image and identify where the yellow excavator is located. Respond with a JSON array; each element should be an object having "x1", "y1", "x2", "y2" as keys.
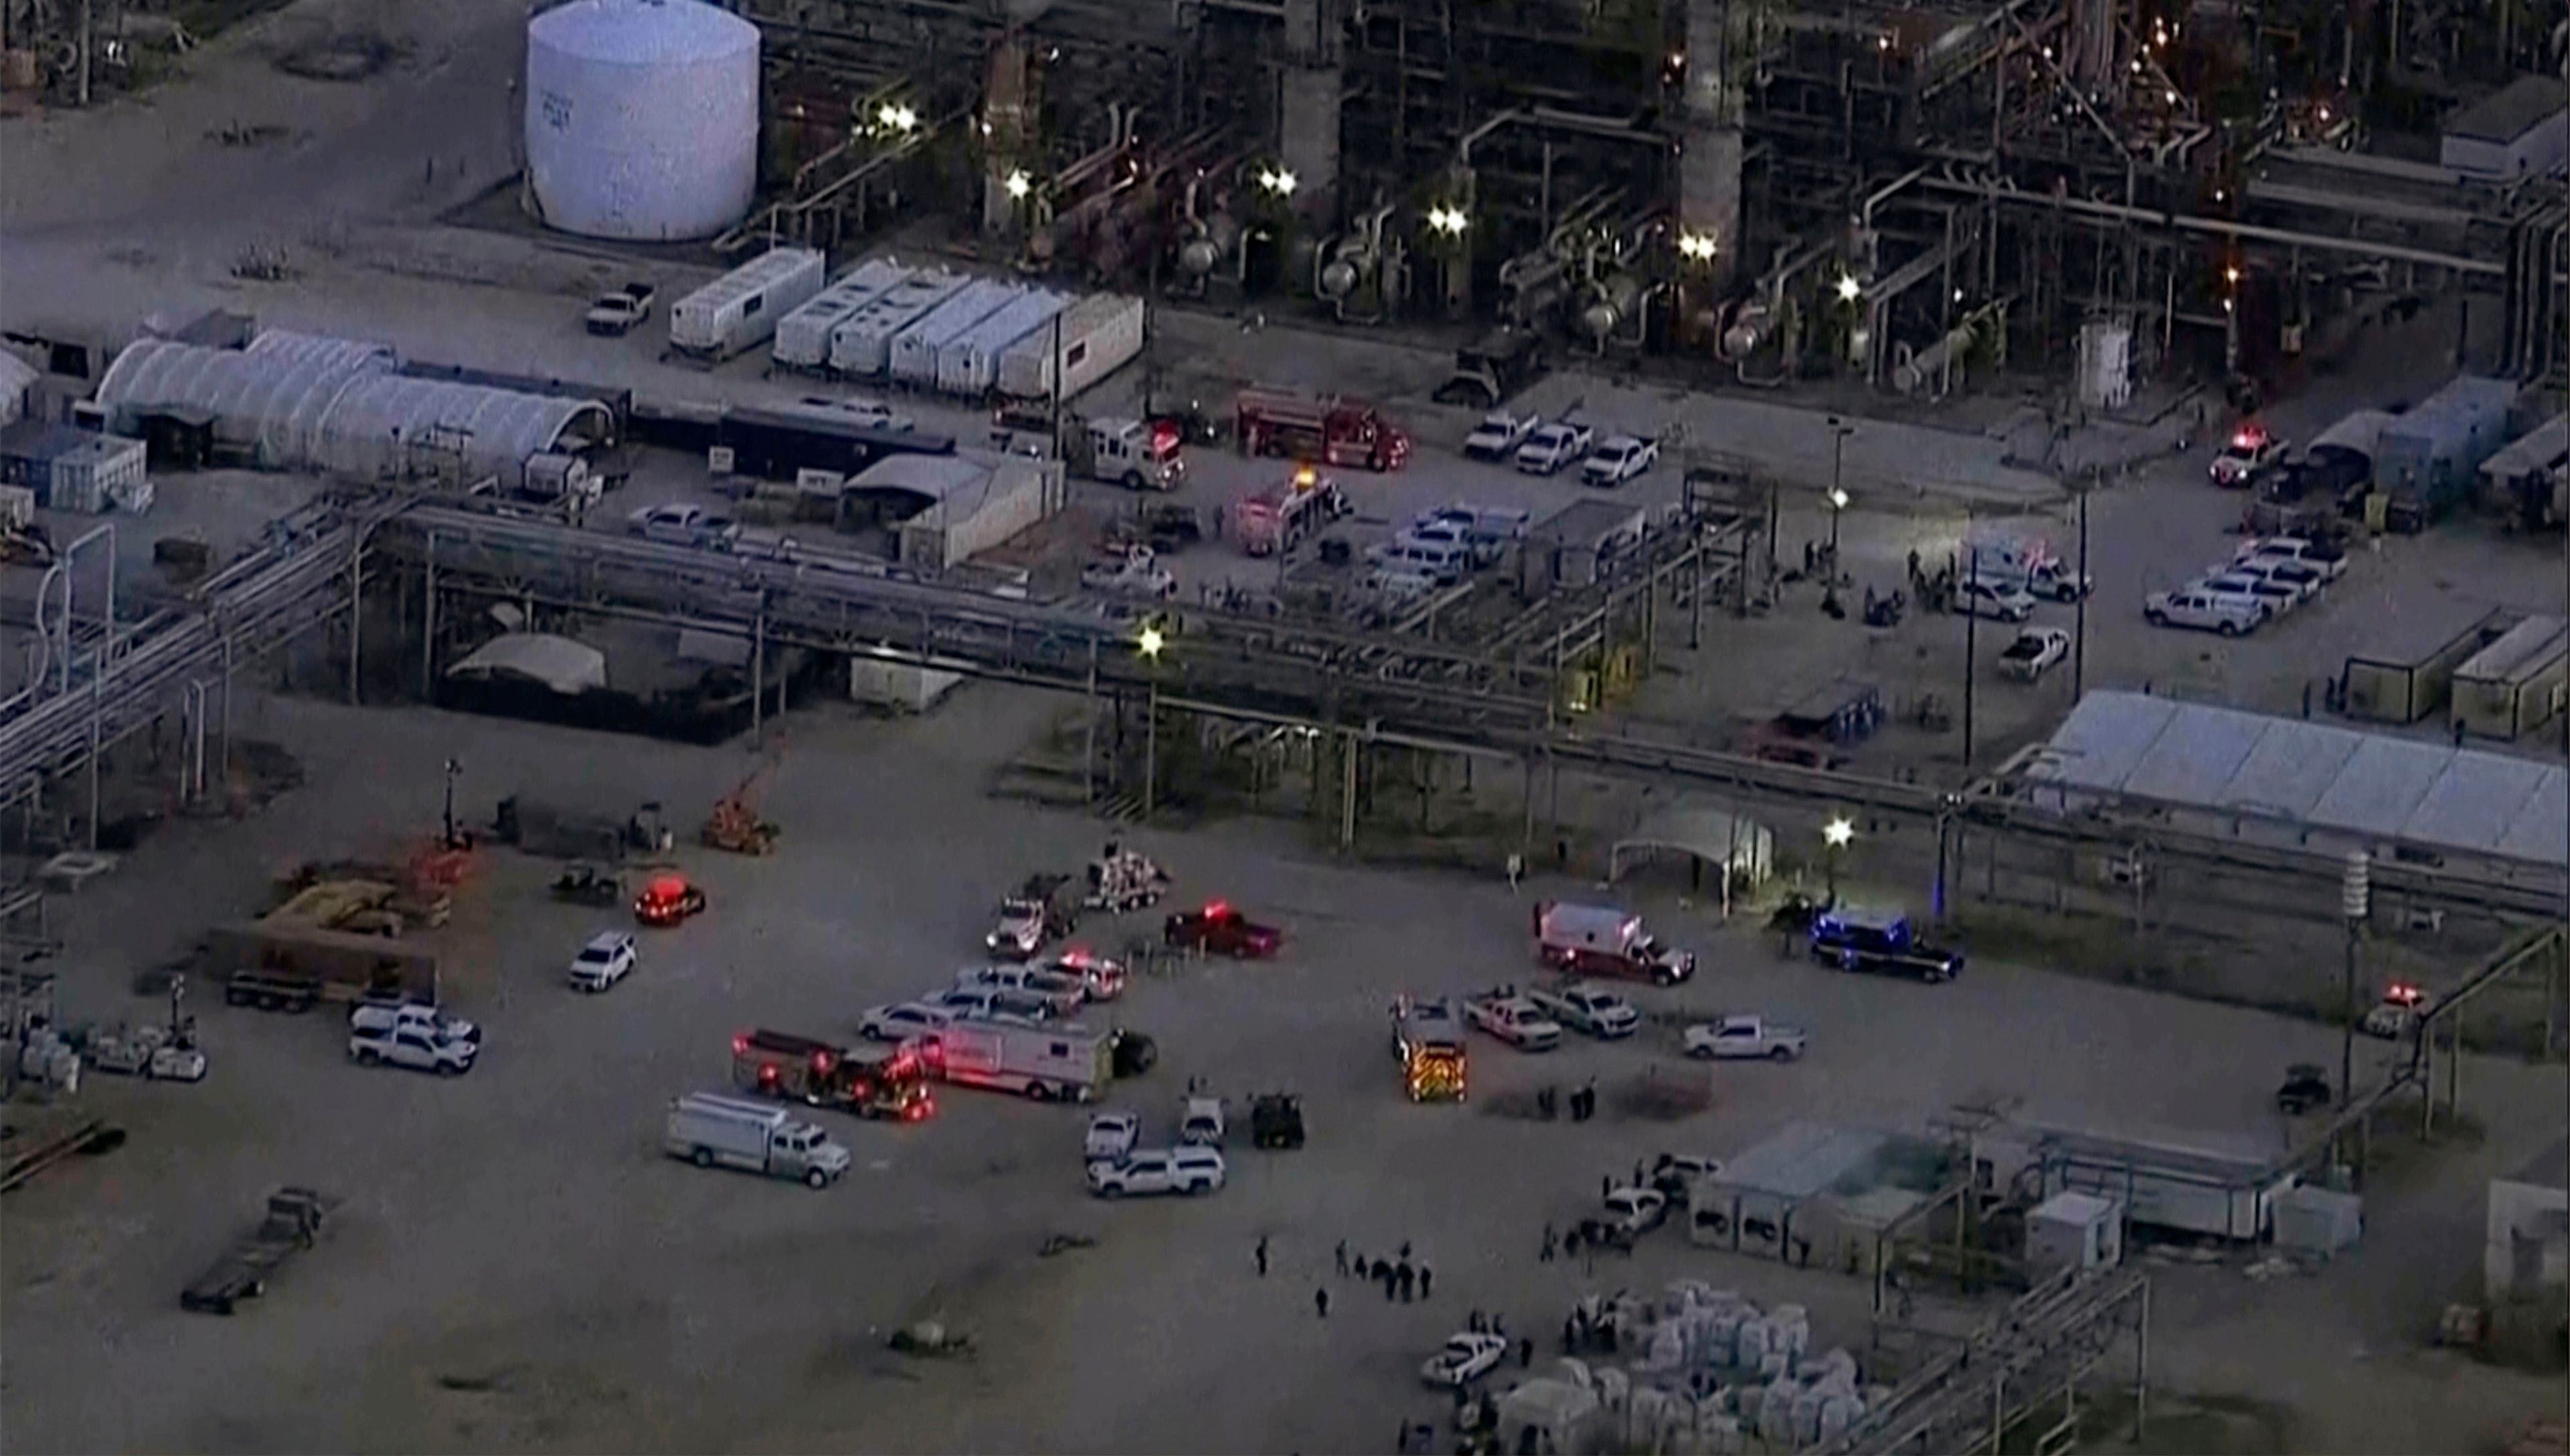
[{"x1": 700, "y1": 747, "x2": 781, "y2": 856}]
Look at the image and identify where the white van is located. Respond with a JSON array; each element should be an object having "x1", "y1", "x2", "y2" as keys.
[{"x1": 1372, "y1": 538, "x2": 1470, "y2": 584}]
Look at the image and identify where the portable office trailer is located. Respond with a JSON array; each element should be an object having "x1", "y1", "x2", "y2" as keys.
[
  {"x1": 826, "y1": 270, "x2": 971, "y2": 378},
  {"x1": 937, "y1": 290, "x2": 1067, "y2": 397},
  {"x1": 770, "y1": 259, "x2": 913, "y2": 372},
  {"x1": 1698, "y1": 1122, "x2": 1892, "y2": 1263},
  {"x1": 2341, "y1": 604, "x2": 2506, "y2": 723},
  {"x1": 997, "y1": 293, "x2": 1146, "y2": 401},
  {"x1": 668, "y1": 248, "x2": 827, "y2": 361},
  {"x1": 1984, "y1": 1123, "x2": 2290, "y2": 1241},
  {"x1": 887, "y1": 280, "x2": 1024, "y2": 387},
  {"x1": 2480, "y1": 414, "x2": 2567, "y2": 525},
  {"x1": 2451, "y1": 615, "x2": 2569, "y2": 740},
  {"x1": 0, "y1": 421, "x2": 146, "y2": 513}
]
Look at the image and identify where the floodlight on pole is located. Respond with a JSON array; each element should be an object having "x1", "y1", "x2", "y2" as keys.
[
  {"x1": 1427, "y1": 205, "x2": 1469, "y2": 237},
  {"x1": 1258, "y1": 167, "x2": 1299, "y2": 197},
  {"x1": 1136, "y1": 625, "x2": 1166, "y2": 658},
  {"x1": 1005, "y1": 169, "x2": 1033, "y2": 200},
  {"x1": 1677, "y1": 232, "x2": 1719, "y2": 262},
  {"x1": 1836, "y1": 274, "x2": 1863, "y2": 302}
]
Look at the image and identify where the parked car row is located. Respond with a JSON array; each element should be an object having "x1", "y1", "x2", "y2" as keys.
[
  {"x1": 1365, "y1": 501, "x2": 1533, "y2": 600},
  {"x1": 1464, "y1": 410, "x2": 1664, "y2": 488},
  {"x1": 2144, "y1": 535, "x2": 2347, "y2": 637},
  {"x1": 859, "y1": 952, "x2": 1130, "y2": 1042}
]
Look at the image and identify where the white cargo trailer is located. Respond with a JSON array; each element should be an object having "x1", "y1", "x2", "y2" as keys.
[
  {"x1": 668, "y1": 248, "x2": 827, "y2": 361},
  {"x1": 998, "y1": 293, "x2": 1146, "y2": 402},
  {"x1": 827, "y1": 269, "x2": 972, "y2": 378},
  {"x1": 932, "y1": 1018, "x2": 1111, "y2": 1101},
  {"x1": 770, "y1": 259, "x2": 913, "y2": 372},
  {"x1": 936, "y1": 289, "x2": 1067, "y2": 397},
  {"x1": 888, "y1": 280, "x2": 1023, "y2": 387}
]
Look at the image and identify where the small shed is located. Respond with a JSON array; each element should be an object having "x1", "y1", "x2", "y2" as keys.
[
  {"x1": 2026, "y1": 1190, "x2": 2125, "y2": 1273},
  {"x1": 2452, "y1": 615, "x2": 2569, "y2": 741},
  {"x1": 0, "y1": 420, "x2": 148, "y2": 514},
  {"x1": 2440, "y1": 74, "x2": 2569, "y2": 181},
  {"x1": 1518, "y1": 498, "x2": 1648, "y2": 596},
  {"x1": 2341, "y1": 604, "x2": 2505, "y2": 723}
]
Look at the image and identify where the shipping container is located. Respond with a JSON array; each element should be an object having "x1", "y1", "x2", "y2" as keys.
[
  {"x1": 668, "y1": 248, "x2": 827, "y2": 361},
  {"x1": 997, "y1": 293, "x2": 1147, "y2": 401},
  {"x1": 2341, "y1": 604, "x2": 2506, "y2": 723},
  {"x1": 887, "y1": 280, "x2": 1024, "y2": 388},
  {"x1": 770, "y1": 260, "x2": 913, "y2": 372},
  {"x1": 936, "y1": 290, "x2": 1067, "y2": 397},
  {"x1": 0, "y1": 420, "x2": 147, "y2": 514},
  {"x1": 2451, "y1": 615, "x2": 2569, "y2": 740},
  {"x1": 2479, "y1": 414, "x2": 2567, "y2": 525},
  {"x1": 826, "y1": 270, "x2": 972, "y2": 378}
]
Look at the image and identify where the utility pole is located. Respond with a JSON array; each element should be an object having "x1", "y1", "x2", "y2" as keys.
[
  {"x1": 2073, "y1": 482, "x2": 2090, "y2": 697},
  {"x1": 1962, "y1": 545, "x2": 1980, "y2": 766},
  {"x1": 2341, "y1": 851, "x2": 2370, "y2": 1168}
]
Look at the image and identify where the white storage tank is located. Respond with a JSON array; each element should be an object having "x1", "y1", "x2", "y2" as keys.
[{"x1": 525, "y1": 0, "x2": 761, "y2": 242}]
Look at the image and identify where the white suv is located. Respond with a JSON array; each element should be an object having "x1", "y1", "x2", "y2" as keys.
[
  {"x1": 1086, "y1": 1146, "x2": 1227, "y2": 1198},
  {"x1": 568, "y1": 932, "x2": 637, "y2": 993},
  {"x1": 1952, "y1": 577, "x2": 2037, "y2": 622},
  {"x1": 2144, "y1": 588, "x2": 2265, "y2": 636},
  {"x1": 954, "y1": 964, "x2": 1088, "y2": 1014}
]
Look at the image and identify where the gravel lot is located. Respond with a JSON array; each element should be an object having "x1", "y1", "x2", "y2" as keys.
[{"x1": 2, "y1": 687, "x2": 2560, "y2": 1453}]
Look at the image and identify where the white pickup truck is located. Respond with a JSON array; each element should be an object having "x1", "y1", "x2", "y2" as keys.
[
  {"x1": 349, "y1": 1022, "x2": 478, "y2": 1076},
  {"x1": 1998, "y1": 626, "x2": 2071, "y2": 681},
  {"x1": 1464, "y1": 991, "x2": 1563, "y2": 1051},
  {"x1": 1682, "y1": 1014, "x2": 1808, "y2": 1061},
  {"x1": 1080, "y1": 545, "x2": 1178, "y2": 602},
  {"x1": 584, "y1": 282, "x2": 657, "y2": 337},
  {"x1": 1524, "y1": 983, "x2": 1640, "y2": 1039}
]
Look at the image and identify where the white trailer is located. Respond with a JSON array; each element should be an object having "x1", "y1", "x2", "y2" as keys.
[
  {"x1": 937, "y1": 289, "x2": 1068, "y2": 397},
  {"x1": 826, "y1": 269, "x2": 971, "y2": 379},
  {"x1": 998, "y1": 293, "x2": 1146, "y2": 402},
  {"x1": 932, "y1": 1018, "x2": 1111, "y2": 1102},
  {"x1": 668, "y1": 248, "x2": 827, "y2": 361},
  {"x1": 770, "y1": 259, "x2": 913, "y2": 372},
  {"x1": 888, "y1": 280, "x2": 1023, "y2": 387}
]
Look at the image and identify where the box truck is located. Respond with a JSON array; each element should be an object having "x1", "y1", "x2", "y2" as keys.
[
  {"x1": 770, "y1": 260, "x2": 913, "y2": 372},
  {"x1": 938, "y1": 290, "x2": 1067, "y2": 397},
  {"x1": 668, "y1": 248, "x2": 827, "y2": 361},
  {"x1": 827, "y1": 270, "x2": 972, "y2": 378},
  {"x1": 888, "y1": 280, "x2": 1023, "y2": 387},
  {"x1": 663, "y1": 1091, "x2": 853, "y2": 1188},
  {"x1": 997, "y1": 293, "x2": 1146, "y2": 402}
]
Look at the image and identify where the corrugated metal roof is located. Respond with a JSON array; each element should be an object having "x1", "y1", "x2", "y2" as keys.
[{"x1": 2025, "y1": 691, "x2": 2569, "y2": 867}]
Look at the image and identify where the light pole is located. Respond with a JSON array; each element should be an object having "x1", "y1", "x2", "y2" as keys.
[
  {"x1": 1822, "y1": 816, "x2": 1853, "y2": 906},
  {"x1": 1826, "y1": 415, "x2": 1854, "y2": 570},
  {"x1": 1137, "y1": 624, "x2": 1166, "y2": 820},
  {"x1": 2341, "y1": 852, "x2": 2369, "y2": 1168},
  {"x1": 441, "y1": 757, "x2": 461, "y2": 848}
]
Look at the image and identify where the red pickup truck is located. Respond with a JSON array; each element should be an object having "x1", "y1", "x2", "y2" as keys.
[{"x1": 1164, "y1": 901, "x2": 1282, "y2": 959}]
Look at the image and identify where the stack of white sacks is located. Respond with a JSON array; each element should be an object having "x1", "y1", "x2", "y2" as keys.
[{"x1": 1556, "y1": 1281, "x2": 1886, "y2": 1454}]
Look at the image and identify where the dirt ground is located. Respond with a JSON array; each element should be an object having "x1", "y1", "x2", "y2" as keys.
[{"x1": 2, "y1": 4, "x2": 2566, "y2": 1452}]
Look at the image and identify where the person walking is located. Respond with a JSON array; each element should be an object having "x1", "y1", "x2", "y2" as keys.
[
  {"x1": 1419, "y1": 1265, "x2": 1433, "y2": 1299},
  {"x1": 1519, "y1": 1335, "x2": 1535, "y2": 1368},
  {"x1": 1540, "y1": 1224, "x2": 1556, "y2": 1263},
  {"x1": 1255, "y1": 1236, "x2": 1270, "y2": 1277},
  {"x1": 1506, "y1": 851, "x2": 1524, "y2": 892},
  {"x1": 1335, "y1": 1240, "x2": 1349, "y2": 1277},
  {"x1": 1315, "y1": 1287, "x2": 1330, "y2": 1320}
]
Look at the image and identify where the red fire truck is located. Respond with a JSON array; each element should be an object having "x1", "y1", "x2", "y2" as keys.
[
  {"x1": 1232, "y1": 466, "x2": 1353, "y2": 557},
  {"x1": 1235, "y1": 389, "x2": 1411, "y2": 472},
  {"x1": 731, "y1": 1029, "x2": 934, "y2": 1120}
]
